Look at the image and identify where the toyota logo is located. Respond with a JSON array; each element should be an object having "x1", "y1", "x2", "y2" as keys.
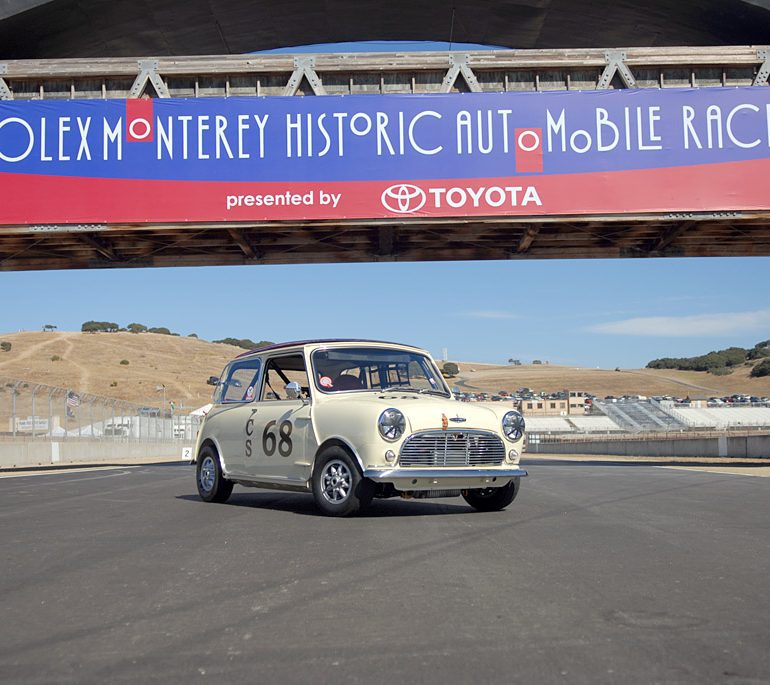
[{"x1": 381, "y1": 184, "x2": 426, "y2": 214}]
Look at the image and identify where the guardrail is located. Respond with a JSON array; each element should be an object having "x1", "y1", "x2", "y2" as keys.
[{"x1": 0, "y1": 376, "x2": 201, "y2": 442}]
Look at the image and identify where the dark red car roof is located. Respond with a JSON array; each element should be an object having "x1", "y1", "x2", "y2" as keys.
[{"x1": 235, "y1": 339, "x2": 421, "y2": 358}]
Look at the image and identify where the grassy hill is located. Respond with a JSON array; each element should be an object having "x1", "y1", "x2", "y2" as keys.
[
  {"x1": 451, "y1": 362, "x2": 770, "y2": 399},
  {"x1": 0, "y1": 331, "x2": 242, "y2": 410},
  {"x1": 1, "y1": 331, "x2": 769, "y2": 409}
]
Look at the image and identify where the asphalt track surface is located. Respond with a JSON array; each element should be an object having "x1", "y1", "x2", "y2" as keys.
[{"x1": 1, "y1": 461, "x2": 768, "y2": 684}]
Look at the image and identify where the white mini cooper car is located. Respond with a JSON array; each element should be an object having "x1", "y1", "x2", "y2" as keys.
[{"x1": 194, "y1": 339, "x2": 526, "y2": 516}]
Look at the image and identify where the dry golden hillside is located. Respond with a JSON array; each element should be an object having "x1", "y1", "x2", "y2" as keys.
[
  {"x1": 0, "y1": 331, "x2": 242, "y2": 409},
  {"x1": 451, "y1": 362, "x2": 770, "y2": 399},
  {"x1": 1, "y1": 332, "x2": 768, "y2": 409}
]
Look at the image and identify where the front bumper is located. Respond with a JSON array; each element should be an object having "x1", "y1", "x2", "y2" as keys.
[{"x1": 363, "y1": 467, "x2": 527, "y2": 491}]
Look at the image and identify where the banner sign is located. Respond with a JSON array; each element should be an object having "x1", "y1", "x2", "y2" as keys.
[{"x1": 0, "y1": 87, "x2": 769, "y2": 224}]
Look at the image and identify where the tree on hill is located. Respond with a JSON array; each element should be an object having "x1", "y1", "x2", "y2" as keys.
[
  {"x1": 127, "y1": 323, "x2": 148, "y2": 334},
  {"x1": 147, "y1": 327, "x2": 172, "y2": 335},
  {"x1": 747, "y1": 340, "x2": 770, "y2": 360},
  {"x1": 42, "y1": 324, "x2": 57, "y2": 332},
  {"x1": 81, "y1": 321, "x2": 119, "y2": 333},
  {"x1": 0, "y1": 341, "x2": 11, "y2": 352},
  {"x1": 647, "y1": 345, "x2": 750, "y2": 374},
  {"x1": 213, "y1": 337, "x2": 274, "y2": 350},
  {"x1": 750, "y1": 359, "x2": 770, "y2": 378},
  {"x1": 441, "y1": 362, "x2": 459, "y2": 377}
]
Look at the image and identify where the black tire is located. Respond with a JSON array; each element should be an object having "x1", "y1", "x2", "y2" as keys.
[
  {"x1": 462, "y1": 477, "x2": 520, "y2": 512},
  {"x1": 196, "y1": 446, "x2": 234, "y2": 503},
  {"x1": 311, "y1": 447, "x2": 375, "y2": 517}
]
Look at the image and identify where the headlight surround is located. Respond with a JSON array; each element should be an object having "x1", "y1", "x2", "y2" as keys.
[
  {"x1": 502, "y1": 411, "x2": 525, "y2": 441},
  {"x1": 378, "y1": 408, "x2": 406, "y2": 442}
]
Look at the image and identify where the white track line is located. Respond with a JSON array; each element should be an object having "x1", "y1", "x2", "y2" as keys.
[
  {"x1": 653, "y1": 465, "x2": 770, "y2": 478},
  {"x1": 0, "y1": 465, "x2": 141, "y2": 480}
]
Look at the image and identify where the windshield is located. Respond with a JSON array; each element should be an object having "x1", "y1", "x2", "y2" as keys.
[
  {"x1": 311, "y1": 347, "x2": 450, "y2": 396},
  {"x1": 213, "y1": 358, "x2": 262, "y2": 404}
]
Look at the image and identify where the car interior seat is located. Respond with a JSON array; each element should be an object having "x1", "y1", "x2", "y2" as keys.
[{"x1": 333, "y1": 374, "x2": 363, "y2": 390}]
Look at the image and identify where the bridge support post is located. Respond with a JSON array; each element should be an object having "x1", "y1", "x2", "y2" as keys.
[
  {"x1": 129, "y1": 59, "x2": 170, "y2": 98},
  {"x1": 0, "y1": 64, "x2": 12, "y2": 99},
  {"x1": 597, "y1": 50, "x2": 637, "y2": 89},
  {"x1": 283, "y1": 56, "x2": 326, "y2": 96},
  {"x1": 753, "y1": 48, "x2": 770, "y2": 85},
  {"x1": 440, "y1": 54, "x2": 482, "y2": 93}
]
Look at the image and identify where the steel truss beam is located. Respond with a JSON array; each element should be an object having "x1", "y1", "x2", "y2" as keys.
[
  {"x1": 129, "y1": 59, "x2": 170, "y2": 98},
  {"x1": 0, "y1": 64, "x2": 11, "y2": 99},
  {"x1": 754, "y1": 48, "x2": 770, "y2": 85},
  {"x1": 283, "y1": 56, "x2": 326, "y2": 96},
  {"x1": 597, "y1": 50, "x2": 637, "y2": 89},
  {"x1": 440, "y1": 54, "x2": 482, "y2": 92},
  {"x1": 2, "y1": 46, "x2": 769, "y2": 99}
]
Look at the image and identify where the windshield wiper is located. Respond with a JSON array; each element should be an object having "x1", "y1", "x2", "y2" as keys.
[{"x1": 380, "y1": 386, "x2": 448, "y2": 396}]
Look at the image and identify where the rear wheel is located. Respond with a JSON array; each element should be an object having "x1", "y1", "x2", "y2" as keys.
[
  {"x1": 196, "y1": 446, "x2": 233, "y2": 503},
  {"x1": 312, "y1": 447, "x2": 374, "y2": 517},
  {"x1": 463, "y1": 477, "x2": 520, "y2": 512}
]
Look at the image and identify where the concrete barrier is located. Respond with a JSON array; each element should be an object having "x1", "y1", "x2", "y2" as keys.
[
  {"x1": 528, "y1": 434, "x2": 770, "y2": 459},
  {"x1": 0, "y1": 440, "x2": 190, "y2": 469}
]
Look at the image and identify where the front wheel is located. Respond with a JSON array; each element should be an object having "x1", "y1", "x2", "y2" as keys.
[
  {"x1": 463, "y1": 477, "x2": 520, "y2": 512},
  {"x1": 196, "y1": 446, "x2": 233, "y2": 503},
  {"x1": 311, "y1": 447, "x2": 374, "y2": 517}
]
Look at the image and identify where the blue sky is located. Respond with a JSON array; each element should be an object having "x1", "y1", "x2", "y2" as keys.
[{"x1": 2, "y1": 256, "x2": 769, "y2": 368}]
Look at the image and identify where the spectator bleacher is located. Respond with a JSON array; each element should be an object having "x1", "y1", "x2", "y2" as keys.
[
  {"x1": 664, "y1": 405, "x2": 770, "y2": 429},
  {"x1": 524, "y1": 417, "x2": 574, "y2": 433},
  {"x1": 567, "y1": 415, "x2": 624, "y2": 432},
  {"x1": 597, "y1": 400, "x2": 687, "y2": 432}
]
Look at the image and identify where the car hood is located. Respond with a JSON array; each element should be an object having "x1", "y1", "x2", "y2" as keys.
[{"x1": 323, "y1": 392, "x2": 509, "y2": 432}]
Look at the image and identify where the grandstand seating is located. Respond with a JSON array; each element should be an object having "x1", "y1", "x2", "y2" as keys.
[
  {"x1": 664, "y1": 406, "x2": 770, "y2": 429},
  {"x1": 567, "y1": 416, "x2": 624, "y2": 432},
  {"x1": 523, "y1": 401, "x2": 770, "y2": 435},
  {"x1": 596, "y1": 400, "x2": 686, "y2": 432},
  {"x1": 524, "y1": 417, "x2": 574, "y2": 433}
]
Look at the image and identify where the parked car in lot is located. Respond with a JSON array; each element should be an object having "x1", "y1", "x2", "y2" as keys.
[{"x1": 194, "y1": 339, "x2": 527, "y2": 516}]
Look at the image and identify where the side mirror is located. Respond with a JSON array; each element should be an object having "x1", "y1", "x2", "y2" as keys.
[
  {"x1": 207, "y1": 376, "x2": 220, "y2": 386},
  {"x1": 285, "y1": 381, "x2": 302, "y2": 400}
]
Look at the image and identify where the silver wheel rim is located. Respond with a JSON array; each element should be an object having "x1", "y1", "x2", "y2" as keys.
[
  {"x1": 199, "y1": 455, "x2": 216, "y2": 493},
  {"x1": 321, "y1": 459, "x2": 352, "y2": 504}
]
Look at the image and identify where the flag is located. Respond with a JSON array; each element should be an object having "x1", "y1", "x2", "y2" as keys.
[{"x1": 67, "y1": 391, "x2": 81, "y2": 407}]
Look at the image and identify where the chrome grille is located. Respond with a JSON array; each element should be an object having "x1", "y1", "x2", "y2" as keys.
[{"x1": 399, "y1": 431, "x2": 505, "y2": 467}]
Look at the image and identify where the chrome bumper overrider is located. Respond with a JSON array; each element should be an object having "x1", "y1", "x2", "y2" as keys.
[{"x1": 363, "y1": 467, "x2": 528, "y2": 481}]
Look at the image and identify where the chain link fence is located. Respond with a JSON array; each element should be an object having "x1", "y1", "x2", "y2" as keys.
[{"x1": 0, "y1": 377, "x2": 201, "y2": 443}]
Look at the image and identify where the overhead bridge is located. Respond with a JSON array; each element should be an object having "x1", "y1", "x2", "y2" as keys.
[{"x1": 1, "y1": 46, "x2": 770, "y2": 271}]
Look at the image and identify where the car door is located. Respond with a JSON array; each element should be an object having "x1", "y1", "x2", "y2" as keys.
[
  {"x1": 206, "y1": 356, "x2": 263, "y2": 477},
  {"x1": 242, "y1": 353, "x2": 317, "y2": 485}
]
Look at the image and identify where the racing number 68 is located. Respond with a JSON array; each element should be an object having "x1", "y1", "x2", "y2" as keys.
[{"x1": 262, "y1": 420, "x2": 293, "y2": 457}]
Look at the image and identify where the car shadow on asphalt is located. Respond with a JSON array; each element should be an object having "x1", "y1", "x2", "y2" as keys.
[{"x1": 176, "y1": 492, "x2": 473, "y2": 517}]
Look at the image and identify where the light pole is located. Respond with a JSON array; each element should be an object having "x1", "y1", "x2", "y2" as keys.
[
  {"x1": 156, "y1": 384, "x2": 166, "y2": 440},
  {"x1": 156, "y1": 384, "x2": 166, "y2": 412}
]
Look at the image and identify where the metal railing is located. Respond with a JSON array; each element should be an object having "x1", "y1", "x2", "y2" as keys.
[
  {"x1": 526, "y1": 426, "x2": 770, "y2": 446},
  {"x1": 0, "y1": 376, "x2": 201, "y2": 442}
]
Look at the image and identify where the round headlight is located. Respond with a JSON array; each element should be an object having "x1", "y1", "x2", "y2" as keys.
[
  {"x1": 378, "y1": 408, "x2": 406, "y2": 442},
  {"x1": 502, "y1": 411, "x2": 525, "y2": 441}
]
